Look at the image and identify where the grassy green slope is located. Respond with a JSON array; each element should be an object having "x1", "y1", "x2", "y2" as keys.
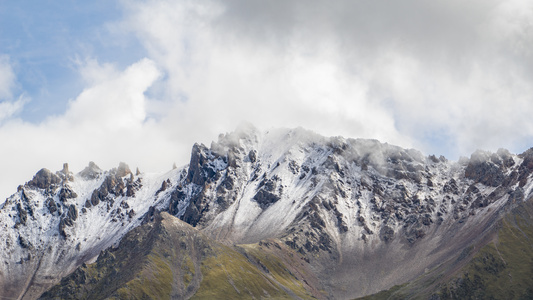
[
  {"x1": 39, "y1": 213, "x2": 320, "y2": 299},
  {"x1": 357, "y1": 200, "x2": 533, "y2": 300},
  {"x1": 435, "y1": 200, "x2": 533, "y2": 300}
]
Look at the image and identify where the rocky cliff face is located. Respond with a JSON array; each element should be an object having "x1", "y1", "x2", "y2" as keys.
[
  {"x1": 163, "y1": 126, "x2": 533, "y2": 298},
  {"x1": 2, "y1": 125, "x2": 533, "y2": 299},
  {"x1": 359, "y1": 195, "x2": 533, "y2": 300},
  {"x1": 40, "y1": 212, "x2": 322, "y2": 300},
  {"x1": 0, "y1": 162, "x2": 182, "y2": 299}
]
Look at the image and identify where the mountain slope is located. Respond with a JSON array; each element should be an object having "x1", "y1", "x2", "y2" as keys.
[
  {"x1": 164, "y1": 125, "x2": 533, "y2": 298},
  {"x1": 357, "y1": 197, "x2": 533, "y2": 300},
  {"x1": 3, "y1": 125, "x2": 533, "y2": 299},
  {"x1": 40, "y1": 212, "x2": 322, "y2": 299},
  {"x1": 0, "y1": 162, "x2": 183, "y2": 299},
  {"x1": 436, "y1": 199, "x2": 533, "y2": 299}
]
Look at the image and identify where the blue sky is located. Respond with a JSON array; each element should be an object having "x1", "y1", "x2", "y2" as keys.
[
  {"x1": 1, "y1": 0, "x2": 533, "y2": 200},
  {"x1": 0, "y1": 1, "x2": 145, "y2": 121}
]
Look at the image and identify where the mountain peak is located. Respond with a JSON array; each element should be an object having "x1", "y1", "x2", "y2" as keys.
[
  {"x1": 27, "y1": 168, "x2": 61, "y2": 190},
  {"x1": 116, "y1": 162, "x2": 132, "y2": 178},
  {"x1": 79, "y1": 161, "x2": 103, "y2": 180},
  {"x1": 2, "y1": 127, "x2": 533, "y2": 299}
]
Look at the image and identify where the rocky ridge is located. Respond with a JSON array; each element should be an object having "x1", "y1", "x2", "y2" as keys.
[
  {"x1": 40, "y1": 212, "x2": 322, "y2": 299},
  {"x1": 1, "y1": 125, "x2": 533, "y2": 299},
  {"x1": 163, "y1": 126, "x2": 533, "y2": 298},
  {"x1": 0, "y1": 162, "x2": 182, "y2": 299}
]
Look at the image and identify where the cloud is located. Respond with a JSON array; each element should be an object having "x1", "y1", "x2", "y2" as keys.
[
  {"x1": 0, "y1": 58, "x2": 174, "y2": 201},
  {"x1": 0, "y1": 55, "x2": 28, "y2": 123},
  {"x1": 2, "y1": 0, "x2": 533, "y2": 200},
  {"x1": 119, "y1": 0, "x2": 412, "y2": 147},
  {"x1": 62, "y1": 58, "x2": 158, "y2": 129},
  {"x1": 0, "y1": 97, "x2": 27, "y2": 123},
  {"x1": 117, "y1": 0, "x2": 533, "y2": 157},
  {"x1": 0, "y1": 55, "x2": 16, "y2": 100}
]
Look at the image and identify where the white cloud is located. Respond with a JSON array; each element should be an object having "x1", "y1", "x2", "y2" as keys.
[
  {"x1": 0, "y1": 97, "x2": 27, "y2": 123},
  {"x1": 119, "y1": 0, "x2": 413, "y2": 148},
  {"x1": 61, "y1": 58, "x2": 159, "y2": 130},
  {"x1": 117, "y1": 0, "x2": 533, "y2": 158},
  {"x1": 76, "y1": 57, "x2": 120, "y2": 86},
  {"x1": 0, "y1": 55, "x2": 16, "y2": 100},
  {"x1": 0, "y1": 55, "x2": 27, "y2": 124},
  {"x1": 0, "y1": 58, "x2": 173, "y2": 201},
  {"x1": 3, "y1": 0, "x2": 533, "y2": 201}
]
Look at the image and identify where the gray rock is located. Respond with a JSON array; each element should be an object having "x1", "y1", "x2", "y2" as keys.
[
  {"x1": 380, "y1": 225, "x2": 394, "y2": 242},
  {"x1": 116, "y1": 162, "x2": 131, "y2": 178},
  {"x1": 59, "y1": 186, "x2": 77, "y2": 202},
  {"x1": 79, "y1": 162, "x2": 102, "y2": 180},
  {"x1": 465, "y1": 160, "x2": 504, "y2": 187},
  {"x1": 156, "y1": 180, "x2": 169, "y2": 195},
  {"x1": 248, "y1": 150, "x2": 257, "y2": 163},
  {"x1": 253, "y1": 190, "x2": 280, "y2": 209},
  {"x1": 443, "y1": 179, "x2": 459, "y2": 194},
  {"x1": 18, "y1": 235, "x2": 30, "y2": 249},
  {"x1": 46, "y1": 198, "x2": 58, "y2": 214},
  {"x1": 181, "y1": 192, "x2": 208, "y2": 227},
  {"x1": 57, "y1": 163, "x2": 74, "y2": 181},
  {"x1": 90, "y1": 190, "x2": 101, "y2": 206},
  {"x1": 61, "y1": 163, "x2": 69, "y2": 175},
  {"x1": 27, "y1": 168, "x2": 61, "y2": 189},
  {"x1": 67, "y1": 205, "x2": 78, "y2": 221},
  {"x1": 187, "y1": 144, "x2": 212, "y2": 185}
]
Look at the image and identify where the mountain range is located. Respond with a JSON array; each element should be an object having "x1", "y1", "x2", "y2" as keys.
[{"x1": 1, "y1": 124, "x2": 533, "y2": 299}]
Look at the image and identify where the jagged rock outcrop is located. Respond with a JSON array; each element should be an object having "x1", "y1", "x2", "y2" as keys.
[
  {"x1": 79, "y1": 161, "x2": 102, "y2": 180},
  {"x1": 116, "y1": 162, "x2": 132, "y2": 178},
  {"x1": 27, "y1": 168, "x2": 61, "y2": 190},
  {"x1": 0, "y1": 161, "x2": 180, "y2": 300},
  {"x1": 158, "y1": 126, "x2": 533, "y2": 299},
  {"x1": 57, "y1": 163, "x2": 74, "y2": 182},
  {"x1": 361, "y1": 196, "x2": 533, "y2": 300},
  {"x1": 2, "y1": 126, "x2": 533, "y2": 300},
  {"x1": 253, "y1": 176, "x2": 282, "y2": 208},
  {"x1": 58, "y1": 185, "x2": 77, "y2": 203},
  {"x1": 465, "y1": 150, "x2": 506, "y2": 187},
  {"x1": 58, "y1": 205, "x2": 78, "y2": 238}
]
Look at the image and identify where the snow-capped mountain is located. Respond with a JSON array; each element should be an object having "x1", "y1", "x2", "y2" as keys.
[
  {"x1": 0, "y1": 162, "x2": 183, "y2": 299},
  {"x1": 2, "y1": 124, "x2": 533, "y2": 299},
  {"x1": 164, "y1": 125, "x2": 533, "y2": 298}
]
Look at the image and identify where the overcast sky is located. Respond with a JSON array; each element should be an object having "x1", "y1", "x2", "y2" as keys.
[{"x1": 1, "y1": 0, "x2": 533, "y2": 200}]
